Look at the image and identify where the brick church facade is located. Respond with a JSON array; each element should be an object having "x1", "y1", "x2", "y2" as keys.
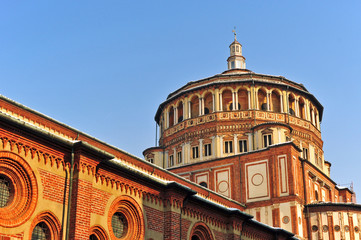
[{"x1": 0, "y1": 35, "x2": 359, "y2": 240}]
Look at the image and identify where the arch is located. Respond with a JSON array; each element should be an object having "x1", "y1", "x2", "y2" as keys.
[
  {"x1": 29, "y1": 211, "x2": 61, "y2": 240},
  {"x1": 257, "y1": 88, "x2": 267, "y2": 110},
  {"x1": 89, "y1": 225, "x2": 109, "y2": 240},
  {"x1": 288, "y1": 93, "x2": 296, "y2": 116},
  {"x1": 189, "y1": 222, "x2": 214, "y2": 240},
  {"x1": 190, "y1": 96, "x2": 200, "y2": 118},
  {"x1": 222, "y1": 89, "x2": 233, "y2": 111},
  {"x1": 108, "y1": 195, "x2": 145, "y2": 240},
  {"x1": 271, "y1": 90, "x2": 281, "y2": 113},
  {"x1": 0, "y1": 151, "x2": 38, "y2": 227},
  {"x1": 237, "y1": 88, "x2": 248, "y2": 110},
  {"x1": 168, "y1": 106, "x2": 174, "y2": 127},
  {"x1": 203, "y1": 92, "x2": 213, "y2": 114},
  {"x1": 176, "y1": 101, "x2": 184, "y2": 123},
  {"x1": 298, "y1": 97, "x2": 306, "y2": 119}
]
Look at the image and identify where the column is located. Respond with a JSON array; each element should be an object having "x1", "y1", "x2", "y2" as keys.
[
  {"x1": 220, "y1": 136, "x2": 224, "y2": 157},
  {"x1": 247, "y1": 133, "x2": 253, "y2": 151},
  {"x1": 282, "y1": 91, "x2": 288, "y2": 114},
  {"x1": 266, "y1": 92, "x2": 270, "y2": 111},
  {"x1": 183, "y1": 101, "x2": 186, "y2": 120},
  {"x1": 233, "y1": 134, "x2": 238, "y2": 154},
  {"x1": 201, "y1": 97, "x2": 205, "y2": 115},
  {"x1": 280, "y1": 94, "x2": 284, "y2": 113},
  {"x1": 174, "y1": 107, "x2": 177, "y2": 124},
  {"x1": 235, "y1": 91, "x2": 239, "y2": 110},
  {"x1": 219, "y1": 92, "x2": 223, "y2": 111},
  {"x1": 188, "y1": 101, "x2": 191, "y2": 119},
  {"x1": 212, "y1": 93, "x2": 215, "y2": 112},
  {"x1": 247, "y1": 90, "x2": 251, "y2": 109},
  {"x1": 198, "y1": 98, "x2": 202, "y2": 116},
  {"x1": 199, "y1": 139, "x2": 203, "y2": 161},
  {"x1": 165, "y1": 111, "x2": 169, "y2": 128},
  {"x1": 215, "y1": 89, "x2": 220, "y2": 112},
  {"x1": 232, "y1": 91, "x2": 235, "y2": 110}
]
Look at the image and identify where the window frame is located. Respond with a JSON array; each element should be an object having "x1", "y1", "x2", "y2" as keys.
[
  {"x1": 204, "y1": 144, "x2": 212, "y2": 157},
  {"x1": 224, "y1": 140, "x2": 233, "y2": 154},
  {"x1": 238, "y1": 139, "x2": 248, "y2": 153},
  {"x1": 192, "y1": 146, "x2": 199, "y2": 159}
]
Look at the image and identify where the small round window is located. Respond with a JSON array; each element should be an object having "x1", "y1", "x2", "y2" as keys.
[
  {"x1": 111, "y1": 212, "x2": 128, "y2": 238},
  {"x1": 31, "y1": 222, "x2": 49, "y2": 240},
  {"x1": 0, "y1": 175, "x2": 11, "y2": 208}
]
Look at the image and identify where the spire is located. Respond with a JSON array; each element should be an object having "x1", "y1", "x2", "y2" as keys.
[{"x1": 227, "y1": 29, "x2": 246, "y2": 70}]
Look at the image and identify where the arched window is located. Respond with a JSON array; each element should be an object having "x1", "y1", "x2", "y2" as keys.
[
  {"x1": 30, "y1": 212, "x2": 61, "y2": 240},
  {"x1": 199, "y1": 182, "x2": 207, "y2": 188},
  {"x1": 89, "y1": 234, "x2": 98, "y2": 240},
  {"x1": 168, "y1": 106, "x2": 174, "y2": 127},
  {"x1": 258, "y1": 89, "x2": 267, "y2": 110},
  {"x1": 190, "y1": 96, "x2": 199, "y2": 118},
  {"x1": 237, "y1": 88, "x2": 248, "y2": 110},
  {"x1": 204, "y1": 93, "x2": 213, "y2": 114},
  {"x1": 177, "y1": 102, "x2": 184, "y2": 123},
  {"x1": 222, "y1": 90, "x2": 233, "y2": 111},
  {"x1": 89, "y1": 225, "x2": 108, "y2": 240},
  {"x1": 299, "y1": 98, "x2": 305, "y2": 119},
  {"x1": 32, "y1": 222, "x2": 49, "y2": 240},
  {"x1": 271, "y1": 91, "x2": 281, "y2": 113},
  {"x1": 190, "y1": 222, "x2": 214, "y2": 240},
  {"x1": 288, "y1": 94, "x2": 295, "y2": 115}
]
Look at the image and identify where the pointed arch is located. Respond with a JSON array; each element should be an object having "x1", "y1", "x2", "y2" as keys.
[
  {"x1": 29, "y1": 211, "x2": 61, "y2": 240},
  {"x1": 190, "y1": 222, "x2": 214, "y2": 240}
]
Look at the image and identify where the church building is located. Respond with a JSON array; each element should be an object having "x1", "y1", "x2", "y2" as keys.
[
  {"x1": 143, "y1": 33, "x2": 361, "y2": 239},
  {"x1": 0, "y1": 33, "x2": 359, "y2": 240}
]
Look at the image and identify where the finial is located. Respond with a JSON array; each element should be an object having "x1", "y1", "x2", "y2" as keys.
[{"x1": 232, "y1": 27, "x2": 237, "y2": 41}]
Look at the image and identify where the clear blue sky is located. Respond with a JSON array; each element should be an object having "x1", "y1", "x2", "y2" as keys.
[{"x1": 1, "y1": 1, "x2": 360, "y2": 199}]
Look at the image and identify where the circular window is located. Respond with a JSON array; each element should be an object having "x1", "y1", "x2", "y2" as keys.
[
  {"x1": 108, "y1": 196, "x2": 144, "y2": 240},
  {"x1": 334, "y1": 225, "x2": 340, "y2": 232},
  {"x1": 355, "y1": 226, "x2": 360, "y2": 233},
  {"x1": 322, "y1": 225, "x2": 329, "y2": 232},
  {"x1": 345, "y1": 225, "x2": 350, "y2": 232},
  {"x1": 112, "y1": 212, "x2": 128, "y2": 238},
  {"x1": 31, "y1": 222, "x2": 49, "y2": 240},
  {"x1": 282, "y1": 216, "x2": 290, "y2": 224},
  {"x1": 0, "y1": 152, "x2": 38, "y2": 227},
  {"x1": 0, "y1": 175, "x2": 12, "y2": 207},
  {"x1": 311, "y1": 225, "x2": 318, "y2": 232}
]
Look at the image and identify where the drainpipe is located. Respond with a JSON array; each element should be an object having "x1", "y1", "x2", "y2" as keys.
[
  {"x1": 252, "y1": 80, "x2": 256, "y2": 151},
  {"x1": 65, "y1": 134, "x2": 78, "y2": 240},
  {"x1": 65, "y1": 145, "x2": 74, "y2": 240},
  {"x1": 301, "y1": 159, "x2": 311, "y2": 239}
]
